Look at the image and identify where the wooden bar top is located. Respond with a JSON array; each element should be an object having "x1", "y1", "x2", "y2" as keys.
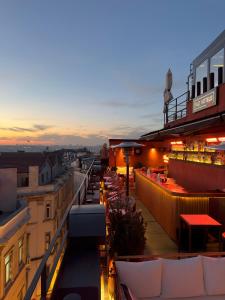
[{"x1": 135, "y1": 169, "x2": 225, "y2": 198}]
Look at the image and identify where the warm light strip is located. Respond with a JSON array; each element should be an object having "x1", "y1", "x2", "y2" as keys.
[
  {"x1": 218, "y1": 137, "x2": 225, "y2": 142},
  {"x1": 170, "y1": 141, "x2": 183, "y2": 145},
  {"x1": 206, "y1": 138, "x2": 218, "y2": 143}
]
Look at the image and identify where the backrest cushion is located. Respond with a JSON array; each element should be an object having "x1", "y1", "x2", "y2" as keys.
[
  {"x1": 203, "y1": 256, "x2": 225, "y2": 295},
  {"x1": 161, "y1": 256, "x2": 205, "y2": 298},
  {"x1": 115, "y1": 259, "x2": 162, "y2": 298}
]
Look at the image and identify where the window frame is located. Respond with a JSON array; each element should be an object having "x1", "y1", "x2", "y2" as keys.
[
  {"x1": 210, "y1": 47, "x2": 224, "y2": 87},
  {"x1": 45, "y1": 232, "x2": 51, "y2": 251},
  {"x1": 45, "y1": 202, "x2": 51, "y2": 219},
  {"x1": 4, "y1": 251, "x2": 13, "y2": 287},
  {"x1": 18, "y1": 237, "x2": 24, "y2": 266}
]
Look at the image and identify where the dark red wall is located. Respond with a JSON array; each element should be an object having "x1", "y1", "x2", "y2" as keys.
[
  {"x1": 168, "y1": 159, "x2": 225, "y2": 192},
  {"x1": 165, "y1": 83, "x2": 225, "y2": 128}
]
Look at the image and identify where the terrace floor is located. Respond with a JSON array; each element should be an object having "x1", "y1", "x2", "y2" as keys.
[{"x1": 133, "y1": 191, "x2": 178, "y2": 255}]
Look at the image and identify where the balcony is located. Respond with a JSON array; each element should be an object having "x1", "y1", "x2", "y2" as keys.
[{"x1": 0, "y1": 199, "x2": 30, "y2": 243}]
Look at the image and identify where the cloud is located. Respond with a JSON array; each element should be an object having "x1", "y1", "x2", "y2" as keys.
[
  {"x1": 98, "y1": 98, "x2": 151, "y2": 108},
  {"x1": 123, "y1": 79, "x2": 163, "y2": 99},
  {"x1": 33, "y1": 124, "x2": 52, "y2": 131},
  {"x1": 0, "y1": 124, "x2": 52, "y2": 133},
  {"x1": 140, "y1": 112, "x2": 161, "y2": 119},
  {"x1": 108, "y1": 124, "x2": 150, "y2": 139},
  {"x1": 0, "y1": 127, "x2": 34, "y2": 132},
  {"x1": 28, "y1": 133, "x2": 108, "y2": 146},
  {"x1": 139, "y1": 112, "x2": 163, "y2": 124}
]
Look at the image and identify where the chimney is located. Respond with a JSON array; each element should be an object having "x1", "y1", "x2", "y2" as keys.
[
  {"x1": 29, "y1": 166, "x2": 39, "y2": 188},
  {"x1": 0, "y1": 168, "x2": 17, "y2": 212}
]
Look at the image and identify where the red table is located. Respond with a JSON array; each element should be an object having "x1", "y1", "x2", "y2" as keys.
[{"x1": 179, "y1": 214, "x2": 222, "y2": 252}]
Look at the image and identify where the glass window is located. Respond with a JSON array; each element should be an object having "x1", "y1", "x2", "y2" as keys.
[
  {"x1": 41, "y1": 173, "x2": 44, "y2": 183},
  {"x1": 195, "y1": 59, "x2": 208, "y2": 95},
  {"x1": 18, "y1": 238, "x2": 23, "y2": 265},
  {"x1": 4, "y1": 253, "x2": 12, "y2": 285},
  {"x1": 210, "y1": 48, "x2": 224, "y2": 87},
  {"x1": 45, "y1": 232, "x2": 51, "y2": 251},
  {"x1": 46, "y1": 202, "x2": 51, "y2": 219}
]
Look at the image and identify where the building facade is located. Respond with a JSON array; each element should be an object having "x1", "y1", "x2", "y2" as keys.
[
  {"x1": 0, "y1": 151, "x2": 75, "y2": 299},
  {"x1": 18, "y1": 165, "x2": 74, "y2": 299},
  {"x1": 0, "y1": 168, "x2": 30, "y2": 300}
]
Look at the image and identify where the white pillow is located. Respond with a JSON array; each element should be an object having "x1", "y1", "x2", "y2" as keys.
[
  {"x1": 161, "y1": 256, "x2": 205, "y2": 298},
  {"x1": 115, "y1": 260, "x2": 162, "y2": 298},
  {"x1": 203, "y1": 256, "x2": 225, "y2": 295}
]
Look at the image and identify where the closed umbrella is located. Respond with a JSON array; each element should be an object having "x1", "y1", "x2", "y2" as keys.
[
  {"x1": 164, "y1": 68, "x2": 173, "y2": 104},
  {"x1": 166, "y1": 68, "x2": 173, "y2": 91}
]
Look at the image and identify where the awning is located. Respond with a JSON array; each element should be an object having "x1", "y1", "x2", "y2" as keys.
[
  {"x1": 141, "y1": 113, "x2": 225, "y2": 141},
  {"x1": 69, "y1": 204, "x2": 106, "y2": 238},
  {"x1": 205, "y1": 142, "x2": 225, "y2": 151}
]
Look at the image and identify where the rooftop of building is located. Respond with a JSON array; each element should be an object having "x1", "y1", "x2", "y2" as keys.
[
  {"x1": 0, "y1": 199, "x2": 27, "y2": 225},
  {"x1": 0, "y1": 150, "x2": 63, "y2": 173}
]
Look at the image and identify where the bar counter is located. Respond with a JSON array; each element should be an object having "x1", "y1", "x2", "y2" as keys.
[{"x1": 135, "y1": 170, "x2": 225, "y2": 241}]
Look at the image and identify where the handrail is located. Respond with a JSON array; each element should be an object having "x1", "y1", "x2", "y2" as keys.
[
  {"x1": 24, "y1": 160, "x2": 95, "y2": 300},
  {"x1": 165, "y1": 91, "x2": 189, "y2": 124},
  {"x1": 167, "y1": 91, "x2": 189, "y2": 105}
]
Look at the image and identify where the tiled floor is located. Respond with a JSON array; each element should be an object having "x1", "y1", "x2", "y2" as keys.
[{"x1": 135, "y1": 195, "x2": 178, "y2": 255}]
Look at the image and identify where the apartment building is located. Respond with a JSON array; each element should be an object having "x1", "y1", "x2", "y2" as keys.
[
  {"x1": 0, "y1": 151, "x2": 75, "y2": 299},
  {"x1": 0, "y1": 168, "x2": 30, "y2": 300}
]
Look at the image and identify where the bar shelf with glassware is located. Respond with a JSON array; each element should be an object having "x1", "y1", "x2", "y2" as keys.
[{"x1": 168, "y1": 149, "x2": 225, "y2": 166}]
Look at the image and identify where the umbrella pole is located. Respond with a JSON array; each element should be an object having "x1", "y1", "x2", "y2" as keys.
[{"x1": 125, "y1": 152, "x2": 129, "y2": 197}]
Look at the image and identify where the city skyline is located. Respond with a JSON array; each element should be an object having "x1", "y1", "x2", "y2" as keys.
[{"x1": 0, "y1": 0, "x2": 225, "y2": 145}]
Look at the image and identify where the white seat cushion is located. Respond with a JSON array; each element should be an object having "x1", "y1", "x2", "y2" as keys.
[
  {"x1": 161, "y1": 256, "x2": 205, "y2": 298},
  {"x1": 202, "y1": 256, "x2": 225, "y2": 295},
  {"x1": 116, "y1": 259, "x2": 162, "y2": 298}
]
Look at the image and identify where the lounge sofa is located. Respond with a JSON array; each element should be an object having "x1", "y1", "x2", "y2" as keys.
[{"x1": 115, "y1": 254, "x2": 225, "y2": 300}]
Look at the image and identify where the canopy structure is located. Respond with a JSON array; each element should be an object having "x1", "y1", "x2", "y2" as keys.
[
  {"x1": 205, "y1": 142, "x2": 225, "y2": 151},
  {"x1": 111, "y1": 141, "x2": 144, "y2": 149},
  {"x1": 69, "y1": 204, "x2": 106, "y2": 238}
]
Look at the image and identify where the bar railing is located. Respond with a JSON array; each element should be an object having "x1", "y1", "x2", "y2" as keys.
[
  {"x1": 24, "y1": 160, "x2": 95, "y2": 300},
  {"x1": 165, "y1": 91, "x2": 189, "y2": 124}
]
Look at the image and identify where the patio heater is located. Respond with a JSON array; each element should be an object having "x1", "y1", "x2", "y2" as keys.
[{"x1": 111, "y1": 142, "x2": 143, "y2": 197}]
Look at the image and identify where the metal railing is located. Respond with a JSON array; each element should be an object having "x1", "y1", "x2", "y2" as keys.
[
  {"x1": 164, "y1": 91, "x2": 189, "y2": 124},
  {"x1": 24, "y1": 160, "x2": 95, "y2": 300}
]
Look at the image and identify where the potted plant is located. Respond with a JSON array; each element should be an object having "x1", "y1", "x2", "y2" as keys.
[{"x1": 108, "y1": 201, "x2": 146, "y2": 256}]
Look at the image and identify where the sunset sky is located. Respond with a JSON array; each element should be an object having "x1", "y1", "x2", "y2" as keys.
[{"x1": 0, "y1": 0, "x2": 225, "y2": 145}]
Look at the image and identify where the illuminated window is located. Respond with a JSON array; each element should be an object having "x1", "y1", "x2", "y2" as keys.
[
  {"x1": 4, "y1": 252, "x2": 12, "y2": 285},
  {"x1": 196, "y1": 59, "x2": 208, "y2": 95},
  {"x1": 45, "y1": 232, "x2": 51, "y2": 251},
  {"x1": 18, "y1": 238, "x2": 23, "y2": 265},
  {"x1": 210, "y1": 48, "x2": 224, "y2": 87}
]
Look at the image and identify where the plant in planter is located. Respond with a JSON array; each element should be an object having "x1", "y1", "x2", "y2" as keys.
[
  {"x1": 134, "y1": 161, "x2": 143, "y2": 169},
  {"x1": 108, "y1": 202, "x2": 146, "y2": 256}
]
